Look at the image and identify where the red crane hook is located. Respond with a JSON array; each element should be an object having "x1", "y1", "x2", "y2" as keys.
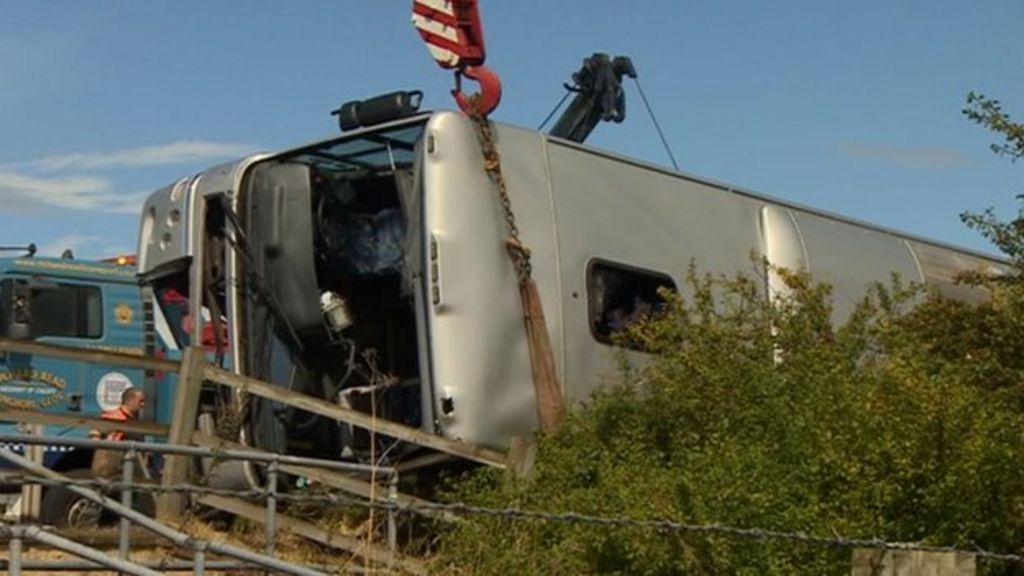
[
  {"x1": 412, "y1": 0, "x2": 503, "y2": 117},
  {"x1": 453, "y1": 65, "x2": 502, "y2": 116}
]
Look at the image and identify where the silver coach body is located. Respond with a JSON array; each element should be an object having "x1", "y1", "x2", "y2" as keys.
[{"x1": 136, "y1": 111, "x2": 1004, "y2": 451}]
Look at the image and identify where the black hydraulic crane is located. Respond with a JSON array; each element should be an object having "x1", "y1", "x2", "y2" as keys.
[{"x1": 549, "y1": 53, "x2": 637, "y2": 144}]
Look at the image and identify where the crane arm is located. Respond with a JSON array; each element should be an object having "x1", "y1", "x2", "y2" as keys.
[{"x1": 549, "y1": 53, "x2": 637, "y2": 144}]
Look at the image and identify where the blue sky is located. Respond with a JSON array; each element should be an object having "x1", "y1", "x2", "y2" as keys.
[{"x1": 1, "y1": 1, "x2": 1021, "y2": 259}]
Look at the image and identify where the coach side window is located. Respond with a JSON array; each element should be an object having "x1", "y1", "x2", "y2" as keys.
[{"x1": 588, "y1": 260, "x2": 675, "y2": 349}]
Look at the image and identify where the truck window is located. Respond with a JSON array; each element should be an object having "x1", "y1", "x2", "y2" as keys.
[
  {"x1": 31, "y1": 283, "x2": 102, "y2": 339},
  {"x1": 588, "y1": 260, "x2": 675, "y2": 349},
  {"x1": 0, "y1": 280, "x2": 13, "y2": 333}
]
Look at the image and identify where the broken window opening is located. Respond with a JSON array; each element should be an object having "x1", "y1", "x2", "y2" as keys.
[{"x1": 588, "y1": 259, "x2": 676, "y2": 349}]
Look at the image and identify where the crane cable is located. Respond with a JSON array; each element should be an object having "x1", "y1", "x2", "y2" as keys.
[{"x1": 631, "y1": 77, "x2": 680, "y2": 171}]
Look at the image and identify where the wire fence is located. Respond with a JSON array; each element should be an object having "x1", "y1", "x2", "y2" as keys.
[
  {"x1": 7, "y1": 473, "x2": 1021, "y2": 563},
  {"x1": 3, "y1": 462, "x2": 1022, "y2": 568},
  {"x1": 2, "y1": 433, "x2": 1021, "y2": 573}
]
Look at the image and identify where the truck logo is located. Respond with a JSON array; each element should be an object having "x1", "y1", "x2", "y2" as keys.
[
  {"x1": 115, "y1": 303, "x2": 133, "y2": 325},
  {"x1": 0, "y1": 369, "x2": 66, "y2": 410},
  {"x1": 96, "y1": 372, "x2": 133, "y2": 411}
]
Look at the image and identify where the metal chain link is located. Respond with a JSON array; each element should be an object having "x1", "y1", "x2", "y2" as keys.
[
  {"x1": 195, "y1": 443, "x2": 228, "y2": 488},
  {"x1": 469, "y1": 106, "x2": 532, "y2": 283},
  {"x1": 215, "y1": 393, "x2": 249, "y2": 440}
]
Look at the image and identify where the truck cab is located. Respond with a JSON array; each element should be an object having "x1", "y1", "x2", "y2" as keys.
[{"x1": 0, "y1": 255, "x2": 165, "y2": 478}]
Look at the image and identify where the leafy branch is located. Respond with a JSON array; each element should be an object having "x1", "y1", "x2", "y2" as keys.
[{"x1": 963, "y1": 91, "x2": 1024, "y2": 162}]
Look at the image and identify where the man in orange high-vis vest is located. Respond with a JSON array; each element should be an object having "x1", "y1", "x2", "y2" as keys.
[
  {"x1": 101, "y1": 388, "x2": 145, "y2": 441},
  {"x1": 90, "y1": 388, "x2": 146, "y2": 477}
]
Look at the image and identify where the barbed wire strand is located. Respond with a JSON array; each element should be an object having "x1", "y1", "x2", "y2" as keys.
[{"x1": 4, "y1": 476, "x2": 1021, "y2": 564}]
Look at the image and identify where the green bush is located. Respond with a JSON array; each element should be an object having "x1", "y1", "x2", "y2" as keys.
[{"x1": 436, "y1": 266, "x2": 1024, "y2": 575}]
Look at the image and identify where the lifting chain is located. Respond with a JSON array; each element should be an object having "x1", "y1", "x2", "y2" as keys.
[
  {"x1": 466, "y1": 101, "x2": 566, "y2": 432},
  {"x1": 468, "y1": 105, "x2": 532, "y2": 284}
]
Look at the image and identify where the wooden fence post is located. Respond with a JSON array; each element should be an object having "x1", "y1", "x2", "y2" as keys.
[
  {"x1": 157, "y1": 347, "x2": 205, "y2": 521},
  {"x1": 852, "y1": 549, "x2": 976, "y2": 576},
  {"x1": 507, "y1": 436, "x2": 537, "y2": 480}
]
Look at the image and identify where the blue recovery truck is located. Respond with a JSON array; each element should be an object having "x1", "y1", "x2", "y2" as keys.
[{"x1": 0, "y1": 249, "x2": 174, "y2": 524}]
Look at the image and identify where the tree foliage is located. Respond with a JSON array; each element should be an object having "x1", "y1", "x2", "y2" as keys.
[
  {"x1": 964, "y1": 92, "x2": 1024, "y2": 162},
  {"x1": 435, "y1": 267, "x2": 1024, "y2": 575},
  {"x1": 431, "y1": 95, "x2": 1024, "y2": 574},
  {"x1": 961, "y1": 93, "x2": 1024, "y2": 279}
]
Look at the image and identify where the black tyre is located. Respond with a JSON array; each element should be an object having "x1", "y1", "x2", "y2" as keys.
[
  {"x1": 40, "y1": 469, "x2": 156, "y2": 528},
  {"x1": 40, "y1": 469, "x2": 102, "y2": 528}
]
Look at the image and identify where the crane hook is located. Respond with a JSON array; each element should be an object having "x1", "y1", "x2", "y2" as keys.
[{"x1": 453, "y1": 65, "x2": 502, "y2": 117}]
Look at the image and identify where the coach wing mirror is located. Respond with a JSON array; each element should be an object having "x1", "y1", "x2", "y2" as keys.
[{"x1": 0, "y1": 279, "x2": 31, "y2": 340}]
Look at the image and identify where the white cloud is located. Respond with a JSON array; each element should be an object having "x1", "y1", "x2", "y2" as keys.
[
  {"x1": 26, "y1": 140, "x2": 257, "y2": 172},
  {"x1": 0, "y1": 139, "x2": 258, "y2": 215},
  {"x1": 838, "y1": 141, "x2": 966, "y2": 170},
  {"x1": 0, "y1": 170, "x2": 145, "y2": 213}
]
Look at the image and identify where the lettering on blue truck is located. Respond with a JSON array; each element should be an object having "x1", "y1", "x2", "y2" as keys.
[{"x1": 0, "y1": 368, "x2": 66, "y2": 410}]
